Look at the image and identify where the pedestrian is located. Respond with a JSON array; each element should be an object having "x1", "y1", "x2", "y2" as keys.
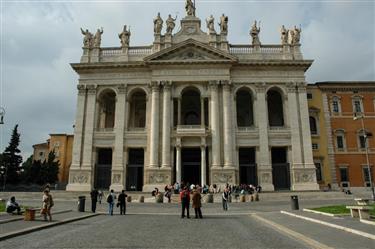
[
  {"x1": 107, "y1": 189, "x2": 116, "y2": 215},
  {"x1": 6, "y1": 196, "x2": 21, "y2": 215},
  {"x1": 165, "y1": 186, "x2": 172, "y2": 203},
  {"x1": 192, "y1": 188, "x2": 203, "y2": 219},
  {"x1": 41, "y1": 189, "x2": 54, "y2": 221},
  {"x1": 180, "y1": 186, "x2": 191, "y2": 218},
  {"x1": 222, "y1": 188, "x2": 229, "y2": 211},
  {"x1": 118, "y1": 190, "x2": 127, "y2": 215},
  {"x1": 90, "y1": 188, "x2": 99, "y2": 213},
  {"x1": 98, "y1": 190, "x2": 103, "y2": 204}
]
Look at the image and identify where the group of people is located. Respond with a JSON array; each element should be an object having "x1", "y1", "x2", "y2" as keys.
[
  {"x1": 90, "y1": 189, "x2": 128, "y2": 215},
  {"x1": 179, "y1": 185, "x2": 203, "y2": 219}
]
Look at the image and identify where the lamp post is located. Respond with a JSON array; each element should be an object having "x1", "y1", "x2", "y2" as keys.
[
  {"x1": 0, "y1": 107, "x2": 5, "y2": 124},
  {"x1": 0, "y1": 107, "x2": 5, "y2": 190},
  {"x1": 354, "y1": 113, "x2": 375, "y2": 201}
]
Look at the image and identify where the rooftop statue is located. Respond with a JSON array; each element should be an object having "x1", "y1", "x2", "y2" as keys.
[
  {"x1": 250, "y1": 20, "x2": 261, "y2": 45},
  {"x1": 290, "y1": 25, "x2": 301, "y2": 45},
  {"x1": 154, "y1": 12, "x2": 163, "y2": 34},
  {"x1": 218, "y1": 14, "x2": 228, "y2": 34},
  {"x1": 185, "y1": 0, "x2": 196, "y2": 16},
  {"x1": 280, "y1": 25, "x2": 289, "y2": 45},
  {"x1": 166, "y1": 14, "x2": 177, "y2": 34},
  {"x1": 119, "y1": 25, "x2": 131, "y2": 47},
  {"x1": 206, "y1": 15, "x2": 216, "y2": 34},
  {"x1": 93, "y1": 27, "x2": 103, "y2": 48},
  {"x1": 80, "y1": 28, "x2": 93, "y2": 48}
]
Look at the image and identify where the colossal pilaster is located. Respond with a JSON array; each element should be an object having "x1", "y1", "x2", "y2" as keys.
[
  {"x1": 209, "y1": 81, "x2": 221, "y2": 168},
  {"x1": 149, "y1": 81, "x2": 160, "y2": 168},
  {"x1": 222, "y1": 81, "x2": 234, "y2": 168},
  {"x1": 161, "y1": 81, "x2": 172, "y2": 168}
]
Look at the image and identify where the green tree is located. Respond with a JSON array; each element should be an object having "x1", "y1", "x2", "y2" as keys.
[
  {"x1": 40, "y1": 151, "x2": 60, "y2": 184},
  {"x1": 2, "y1": 125, "x2": 23, "y2": 184},
  {"x1": 21, "y1": 155, "x2": 33, "y2": 183}
]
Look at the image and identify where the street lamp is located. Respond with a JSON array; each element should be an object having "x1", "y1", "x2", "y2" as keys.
[
  {"x1": 0, "y1": 107, "x2": 5, "y2": 125},
  {"x1": 353, "y1": 113, "x2": 375, "y2": 201}
]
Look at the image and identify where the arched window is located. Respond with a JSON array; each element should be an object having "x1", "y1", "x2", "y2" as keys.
[
  {"x1": 129, "y1": 90, "x2": 147, "y2": 128},
  {"x1": 236, "y1": 89, "x2": 254, "y2": 127},
  {"x1": 267, "y1": 89, "x2": 284, "y2": 127},
  {"x1": 181, "y1": 88, "x2": 201, "y2": 125},
  {"x1": 97, "y1": 90, "x2": 116, "y2": 129},
  {"x1": 309, "y1": 116, "x2": 318, "y2": 135}
]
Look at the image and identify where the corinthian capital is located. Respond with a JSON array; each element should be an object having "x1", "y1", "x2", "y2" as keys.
[
  {"x1": 161, "y1": 81, "x2": 172, "y2": 91},
  {"x1": 221, "y1": 80, "x2": 232, "y2": 91},
  {"x1": 149, "y1": 81, "x2": 160, "y2": 92},
  {"x1": 209, "y1": 80, "x2": 220, "y2": 90}
]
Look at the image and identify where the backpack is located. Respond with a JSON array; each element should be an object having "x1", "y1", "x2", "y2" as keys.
[{"x1": 107, "y1": 194, "x2": 113, "y2": 203}]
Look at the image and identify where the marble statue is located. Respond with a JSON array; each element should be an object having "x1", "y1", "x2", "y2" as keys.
[
  {"x1": 206, "y1": 15, "x2": 215, "y2": 33},
  {"x1": 93, "y1": 27, "x2": 103, "y2": 48},
  {"x1": 166, "y1": 14, "x2": 177, "y2": 34},
  {"x1": 119, "y1": 25, "x2": 131, "y2": 47},
  {"x1": 219, "y1": 14, "x2": 228, "y2": 34},
  {"x1": 280, "y1": 25, "x2": 288, "y2": 45},
  {"x1": 185, "y1": 0, "x2": 195, "y2": 16},
  {"x1": 290, "y1": 25, "x2": 301, "y2": 45},
  {"x1": 80, "y1": 28, "x2": 93, "y2": 48},
  {"x1": 250, "y1": 20, "x2": 261, "y2": 45},
  {"x1": 153, "y1": 12, "x2": 163, "y2": 34}
]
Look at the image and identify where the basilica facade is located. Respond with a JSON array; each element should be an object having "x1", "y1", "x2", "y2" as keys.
[{"x1": 67, "y1": 4, "x2": 319, "y2": 192}]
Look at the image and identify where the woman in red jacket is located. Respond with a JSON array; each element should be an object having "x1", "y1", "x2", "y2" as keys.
[{"x1": 180, "y1": 186, "x2": 190, "y2": 218}]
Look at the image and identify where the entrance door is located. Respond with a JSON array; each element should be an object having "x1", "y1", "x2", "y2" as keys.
[
  {"x1": 94, "y1": 148, "x2": 112, "y2": 189},
  {"x1": 181, "y1": 148, "x2": 201, "y2": 185},
  {"x1": 239, "y1": 148, "x2": 257, "y2": 185},
  {"x1": 271, "y1": 147, "x2": 290, "y2": 190},
  {"x1": 126, "y1": 149, "x2": 144, "y2": 191}
]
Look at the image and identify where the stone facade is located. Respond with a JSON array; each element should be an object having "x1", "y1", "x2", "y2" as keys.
[{"x1": 66, "y1": 5, "x2": 319, "y2": 192}]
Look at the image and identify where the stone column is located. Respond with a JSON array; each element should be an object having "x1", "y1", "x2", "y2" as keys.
[
  {"x1": 176, "y1": 138, "x2": 182, "y2": 183},
  {"x1": 201, "y1": 144, "x2": 206, "y2": 187},
  {"x1": 201, "y1": 97, "x2": 205, "y2": 127},
  {"x1": 161, "y1": 81, "x2": 172, "y2": 168},
  {"x1": 149, "y1": 81, "x2": 160, "y2": 168},
  {"x1": 222, "y1": 81, "x2": 234, "y2": 168},
  {"x1": 255, "y1": 83, "x2": 274, "y2": 191},
  {"x1": 177, "y1": 98, "x2": 181, "y2": 125},
  {"x1": 209, "y1": 81, "x2": 221, "y2": 168},
  {"x1": 111, "y1": 85, "x2": 127, "y2": 191}
]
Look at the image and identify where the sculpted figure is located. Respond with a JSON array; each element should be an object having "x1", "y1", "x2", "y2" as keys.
[
  {"x1": 80, "y1": 28, "x2": 93, "y2": 48},
  {"x1": 118, "y1": 25, "x2": 131, "y2": 47},
  {"x1": 166, "y1": 14, "x2": 177, "y2": 34},
  {"x1": 219, "y1": 14, "x2": 228, "y2": 34},
  {"x1": 153, "y1": 12, "x2": 163, "y2": 34},
  {"x1": 93, "y1": 27, "x2": 103, "y2": 47},
  {"x1": 280, "y1": 25, "x2": 288, "y2": 45},
  {"x1": 291, "y1": 25, "x2": 301, "y2": 45},
  {"x1": 206, "y1": 15, "x2": 215, "y2": 33},
  {"x1": 250, "y1": 20, "x2": 261, "y2": 45},
  {"x1": 185, "y1": 0, "x2": 195, "y2": 16}
]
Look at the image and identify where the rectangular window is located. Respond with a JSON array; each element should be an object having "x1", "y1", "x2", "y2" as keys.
[
  {"x1": 340, "y1": 167, "x2": 349, "y2": 182},
  {"x1": 332, "y1": 101, "x2": 339, "y2": 113},
  {"x1": 354, "y1": 100, "x2": 362, "y2": 113},
  {"x1": 363, "y1": 167, "x2": 373, "y2": 182},
  {"x1": 312, "y1": 143, "x2": 319, "y2": 150},
  {"x1": 39, "y1": 152, "x2": 44, "y2": 157},
  {"x1": 315, "y1": 162, "x2": 322, "y2": 181},
  {"x1": 359, "y1": 135, "x2": 366, "y2": 149},
  {"x1": 336, "y1": 136, "x2": 344, "y2": 149},
  {"x1": 307, "y1": 93, "x2": 313, "y2": 99}
]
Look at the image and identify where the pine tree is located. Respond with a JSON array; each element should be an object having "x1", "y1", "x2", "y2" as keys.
[
  {"x1": 21, "y1": 155, "x2": 33, "y2": 183},
  {"x1": 2, "y1": 125, "x2": 23, "y2": 184}
]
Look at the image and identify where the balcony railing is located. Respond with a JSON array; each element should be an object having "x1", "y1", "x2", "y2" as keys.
[{"x1": 95, "y1": 128, "x2": 114, "y2": 132}]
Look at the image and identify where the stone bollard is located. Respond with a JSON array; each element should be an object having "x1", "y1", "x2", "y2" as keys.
[
  {"x1": 127, "y1": 196, "x2": 132, "y2": 202},
  {"x1": 156, "y1": 193, "x2": 163, "y2": 203},
  {"x1": 206, "y1": 193, "x2": 214, "y2": 203},
  {"x1": 250, "y1": 195, "x2": 254, "y2": 202},
  {"x1": 240, "y1": 195, "x2": 246, "y2": 202},
  {"x1": 138, "y1": 196, "x2": 144, "y2": 203},
  {"x1": 254, "y1": 193, "x2": 259, "y2": 201}
]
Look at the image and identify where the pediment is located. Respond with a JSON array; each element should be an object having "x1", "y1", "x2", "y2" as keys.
[{"x1": 144, "y1": 39, "x2": 237, "y2": 64}]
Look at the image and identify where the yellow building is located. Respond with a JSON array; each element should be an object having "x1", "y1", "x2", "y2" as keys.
[
  {"x1": 307, "y1": 85, "x2": 332, "y2": 189},
  {"x1": 33, "y1": 134, "x2": 73, "y2": 184}
]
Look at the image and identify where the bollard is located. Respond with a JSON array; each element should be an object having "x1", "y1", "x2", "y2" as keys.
[
  {"x1": 250, "y1": 195, "x2": 254, "y2": 202},
  {"x1": 291, "y1": 195, "x2": 299, "y2": 210},
  {"x1": 240, "y1": 195, "x2": 246, "y2": 202},
  {"x1": 254, "y1": 193, "x2": 259, "y2": 201},
  {"x1": 138, "y1": 195, "x2": 144, "y2": 203},
  {"x1": 24, "y1": 208, "x2": 36, "y2": 221},
  {"x1": 156, "y1": 193, "x2": 163, "y2": 203},
  {"x1": 78, "y1": 196, "x2": 86, "y2": 212},
  {"x1": 127, "y1": 196, "x2": 132, "y2": 202},
  {"x1": 206, "y1": 193, "x2": 214, "y2": 203}
]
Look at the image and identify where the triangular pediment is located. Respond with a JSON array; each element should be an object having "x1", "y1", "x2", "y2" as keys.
[{"x1": 144, "y1": 39, "x2": 237, "y2": 64}]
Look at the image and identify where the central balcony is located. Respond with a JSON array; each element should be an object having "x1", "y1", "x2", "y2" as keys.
[{"x1": 175, "y1": 125, "x2": 208, "y2": 137}]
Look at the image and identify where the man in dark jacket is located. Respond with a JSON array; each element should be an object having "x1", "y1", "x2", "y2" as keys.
[
  {"x1": 180, "y1": 186, "x2": 190, "y2": 218},
  {"x1": 118, "y1": 190, "x2": 128, "y2": 215},
  {"x1": 90, "y1": 189, "x2": 99, "y2": 213}
]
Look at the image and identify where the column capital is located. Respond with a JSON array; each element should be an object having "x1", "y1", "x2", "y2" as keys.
[
  {"x1": 176, "y1": 138, "x2": 181, "y2": 148},
  {"x1": 296, "y1": 82, "x2": 307, "y2": 93},
  {"x1": 161, "y1": 81, "x2": 172, "y2": 90},
  {"x1": 255, "y1": 82, "x2": 267, "y2": 93},
  {"x1": 286, "y1": 82, "x2": 298, "y2": 93},
  {"x1": 149, "y1": 81, "x2": 160, "y2": 92},
  {"x1": 222, "y1": 80, "x2": 232, "y2": 91},
  {"x1": 209, "y1": 80, "x2": 220, "y2": 90},
  {"x1": 86, "y1": 84, "x2": 97, "y2": 95},
  {"x1": 117, "y1": 84, "x2": 127, "y2": 94},
  {"x1": 77, "y1": 84, "x2": 86, "y2": 95}
]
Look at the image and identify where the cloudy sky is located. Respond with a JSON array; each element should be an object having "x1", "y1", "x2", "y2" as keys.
[{"x1": 1, "y1": 0, "x2": 374, "y2": 159}]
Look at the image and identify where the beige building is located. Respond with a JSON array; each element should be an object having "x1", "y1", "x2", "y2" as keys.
[{"x1": 67, "y1": 4, "x2": 319, "y2": 192}]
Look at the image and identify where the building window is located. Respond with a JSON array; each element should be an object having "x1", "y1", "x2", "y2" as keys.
[
  {"x1": 331, "y1": 96, "x2": 341, "y2": 114},
  {"x1": 312, "y1": 143, "x2": 319, "y2": 150},
  {"x1": 54, "y1": 141, "x2": 60, "y2": 147},
  {"x1": 307, "y1": 93, "x2": 313, "y2": 99},
  {"x1": 336, "y1": 136, "x2": 344, "y2": 149},
  {"x1": 315, "y1": 162, "x2": 322, "y2": 182},
  {"x1": 39, "y1": 152, "x2": 44, "y2": 157},
  {"x1": 352, "y1": 95, "x2": 363, "y2": 114},
  {"x1": 339, "y1": 167, "x2": 349, "y2": 182},
  {"x1": 309, "y1": 116, "x2": 318, "y2": 135},
  {"x1": 359, "y1": 135, "x2": 367, "y2": 149}
]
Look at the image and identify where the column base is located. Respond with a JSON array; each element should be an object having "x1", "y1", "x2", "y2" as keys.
[
  {"x1": 66, "y1": 169, "x2": 92, "y2": 191},
  {"x1": 260, "y1": 183, "x2": 275, "y2": 191},
  {"x1": 291, "y1": 167, "x2": 320, "y2": 191},
  {"x1": 258, "y1": 167, "x2": 274, "y2": 190},
  {"x1": 143, "y1": 167, "x2": 172, "y2": 191},
  {"x1": 210, "y1": 168, "x2": 236, "y2": 187},
  {"x1": 109, "y1": 184, "x2": 124, "y2": 192},
  {"x1": 66, "y1": 183, "x2": 91, "y2": 191},
  {"x1": 292, "y1": 183, "x2": 320, "y2": 191}
]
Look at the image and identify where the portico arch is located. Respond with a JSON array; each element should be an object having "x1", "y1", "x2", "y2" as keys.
[
  {"x1": 235, "y1": 87, "x2": 254, "y2": 127},
  {"x1": 97, "y1": 89, "x2": 117, "y2": 129},
  {"x1": 181, "y1": 87, "x2": 201, "y2": 125},
  {"x1": 128, "y1": 88, "x2": 147, "y2": 128},
  {"x1": 267, "y1": 88, "x2": 285, "y2": 127}
]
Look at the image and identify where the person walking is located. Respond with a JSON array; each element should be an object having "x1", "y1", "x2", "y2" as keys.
[
  {"x1": 118, "y1": 190, "x2": 128, "y2": 215},
  {"x1": 90, "y1": 189, "x2": 99, "y2": 213},
  {"x1": 107, "y1": 189, "x2": 116, "y2": 215},
  {"x1": 98, "y1": 190, "x2": 103, "y2": 204},
  {"x1": 180, "y1": 186, "x2": 191, "y2": 218},
  {"x1": 192, "y1": 188, "x2": 203, "y2": 219},
  {"x1": 222, "y1": 188, "x2": 229, "y2": 211},
  {"x1": 41, "y1": 189, "x2": 54, "y2": 221}
]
